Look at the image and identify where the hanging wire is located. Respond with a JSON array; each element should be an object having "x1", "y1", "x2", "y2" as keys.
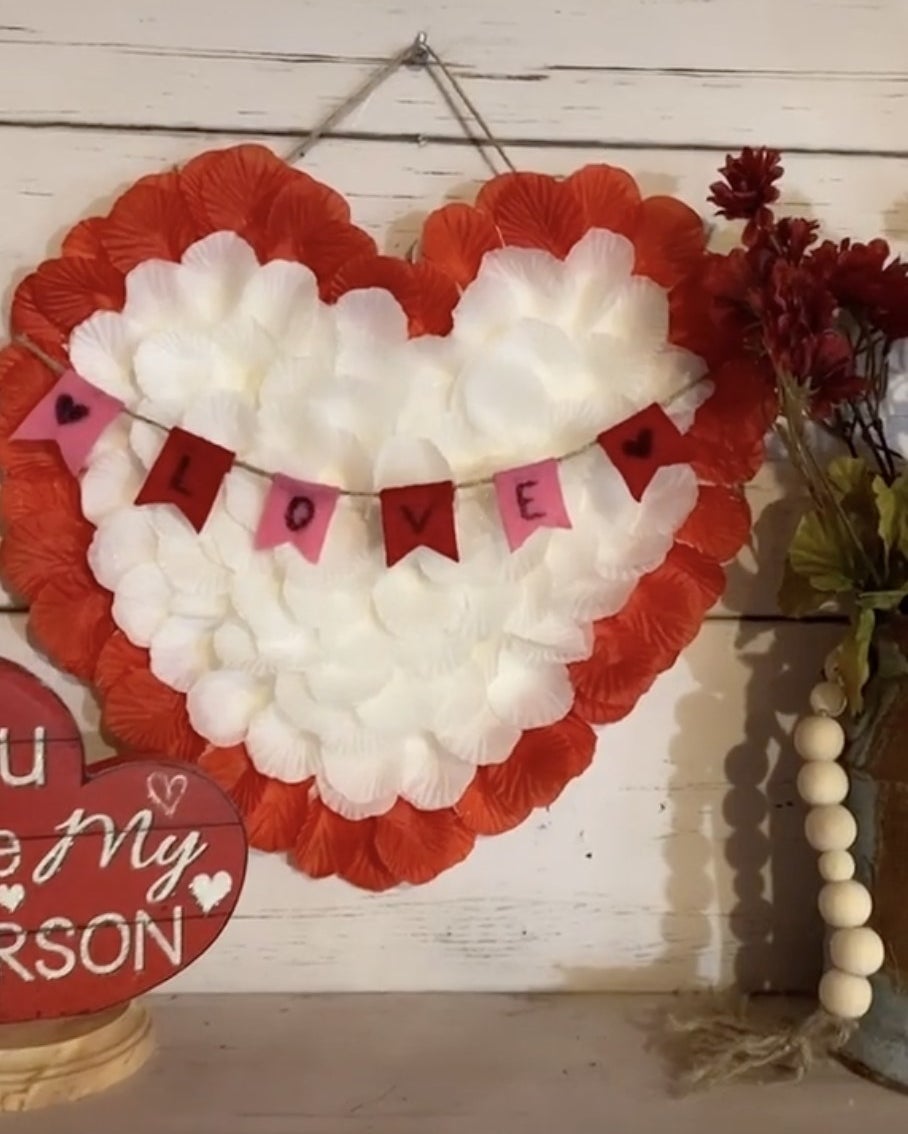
[
  {"x1": 283, "y1": 32, "x2": 517, "y2": 174},
  {"x1": 283, "y1": 38, "x2": 423, "y2": 166},
  {"x1": 420, "y1": 40, "x2": 517, "y2": 174}
]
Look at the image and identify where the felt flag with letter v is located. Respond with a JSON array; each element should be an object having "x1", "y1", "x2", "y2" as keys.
[
  {"x1": 10, "y1": 369, "x2": 123, "y2": 474},
  {"x1": 135, "y1": 427, "x2": 235, "y2": 532},
  {"x1": 380, "y1": 481, "x2": 458, "y2": 567}
]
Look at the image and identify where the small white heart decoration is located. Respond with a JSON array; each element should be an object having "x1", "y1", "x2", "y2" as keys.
[
  {"x1": 146, "y1": 772, "x2": 189, "y2": 818},
  {"x1": 190, "y1": 871, "x2": 233, "y2": 915},
  {"x1": 0, "y1": 883, "x2": 25, "y2": 913}
]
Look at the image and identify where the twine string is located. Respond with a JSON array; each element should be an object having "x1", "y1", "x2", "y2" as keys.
[
  {"x1": 283, "y1": 33, "x2": 517, "y2": 174},
  {"x1": 14, "y1": 334, "x2": 704, "y2": 499}
]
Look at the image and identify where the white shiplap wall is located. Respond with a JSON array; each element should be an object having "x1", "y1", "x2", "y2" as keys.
[{"x1": 0, "y1": 0, "x2": 901, "y2": 993}]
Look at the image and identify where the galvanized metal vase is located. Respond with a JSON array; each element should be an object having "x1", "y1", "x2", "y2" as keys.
[{"x1": 841, "y1": 629, "x2": 908, "y2": 1090}]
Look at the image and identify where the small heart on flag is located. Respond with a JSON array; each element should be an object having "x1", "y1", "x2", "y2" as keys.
[
  {"x1": 190, "y1": 870, "x2": 233, "y2": 915},
  {"x1": 0, "y1": 882, "x2": 25, "y2": 913},
  {"x1": 54, "y1": 393, "x2": 90, "y2": 425},
  {"x1": 621, "y1": 427, "x2": 654, "y2": 459}
]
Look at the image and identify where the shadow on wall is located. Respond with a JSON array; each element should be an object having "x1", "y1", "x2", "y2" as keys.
[
  {"x1": 698, "y1": 489, "x2": 841, "y2": 994},
  {"x1": 558, "y1": 485, "x2": 842, "y2": 996}
]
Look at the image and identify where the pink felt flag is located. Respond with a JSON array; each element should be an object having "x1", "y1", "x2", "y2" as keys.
[
  {"x1": 254, "y1": 475, "x2": 340, "y2": 563},
  {"x1": 11, "y1": 369, "x2": 124, "y2": 474},
  {"x1": 493, "y1": 458, "x2": 572, "y2": 551}
]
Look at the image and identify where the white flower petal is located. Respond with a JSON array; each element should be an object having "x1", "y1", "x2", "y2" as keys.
[
  {"x1": 179, "y1": 231, "x2": 261, "y2": 322},
  {"x1": 187, "y1": 670, "x2": 266, "y2": 746},
  {"x1": 124, "y1": 259, "x2": 191, "y2": 333},
  {"x1": 150, "y1": 616, "x2": 214, "y2": 692},
  {"x1": 133, "y1": 329, "x2": 218, "y2": 407},
  {"x1": 88, "y1": 509, "x2": 158, "y2": 589},
  {"x1": 247, "y1": 705, "x2": 319, "y2": 783},
  {"x1": 69, "y1": 311, "x2": 139, "y2": 400},
  {"x1": 239, "y1": 259, "x2": 319, "y2": 340},
  {"x1": 81, "y1": 448, "x2": 143, "y2": 523},
  {"x1": 181, "y1": 389, "x2": 254, "y2": 452},
  {"x1": 487, "y1": 656, "x2": 575, "y2": 729},
  {"x1": 212, "y1": 620, "x2": 258, "y2": 668},
  {"x1": 113, "y1": 562, "x2": 171, "y2": 645},
  {"x1": 398, "y1": 738, "x2": 476, "y2": 808}
]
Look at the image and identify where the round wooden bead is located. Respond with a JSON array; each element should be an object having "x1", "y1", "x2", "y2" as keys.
[
  {"x1": 818, "y1": 880, "x2": 872, "y2": 928},
  {"x1": 818, "y1": 850, "x2": 855, "y2": 882},
  {"x1": 793, "y1": 715, "x2": 846, "y2": 762},
  {"x1": 805, "y1": 805, "x2": 857, "y2": 853},
  {"x1": 818, "y1": 969, "x2": 873, "y2": 1019},
  {"x1": 829, "y1": 927, "x2": 885, "y2": 977},
  {"x1": 797, "y1": 762, "x2": 849, "y2": 806},
  {"x1": 809, "y1": 681, "x2": 847, "y2": 718}
]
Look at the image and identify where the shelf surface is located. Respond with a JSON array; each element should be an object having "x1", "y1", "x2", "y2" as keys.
[{"x1": 5, "y1": 993, "x2": 905, "y2": 1133}]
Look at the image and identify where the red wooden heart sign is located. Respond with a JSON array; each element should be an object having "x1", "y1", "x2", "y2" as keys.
[{"x1": 0, "y1": 658, "x2": 247, "y2": 1023}]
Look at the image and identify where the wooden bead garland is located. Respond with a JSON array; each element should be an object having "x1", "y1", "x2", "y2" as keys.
[{"x1": 794, "y1": 673, "x2": 885, "y2": 1021}]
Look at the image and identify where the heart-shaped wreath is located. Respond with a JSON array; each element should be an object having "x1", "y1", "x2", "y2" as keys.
[{"x1": 0, "y1": 144, "x2": 772, "y2": 889}]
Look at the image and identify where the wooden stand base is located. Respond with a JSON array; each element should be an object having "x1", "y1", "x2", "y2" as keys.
[{"x1": 0, "y1": 1000, "x2": 154, "y2": 1112}]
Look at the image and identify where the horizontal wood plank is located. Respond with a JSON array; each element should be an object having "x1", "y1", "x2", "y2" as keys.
[
  {"x1": 0, "y1": 52, "x2": 904, "y2": 154},
  {"x1": 4, "y1": 0, "x2": 906, "y2": 73},
  {"x1": 0, "y1": 610, "x2": 837, "y2": 994}
]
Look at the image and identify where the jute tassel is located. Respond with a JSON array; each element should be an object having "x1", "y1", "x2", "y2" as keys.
[{"x1": 660, "y1": 994, "x2": 856, "y2": 1091}]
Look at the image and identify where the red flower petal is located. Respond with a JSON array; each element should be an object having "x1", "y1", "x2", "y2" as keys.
[
  {"x1": 420, "y1": 203, "x2": 501, "y2": 288},
  {"x1": 98, "y1": 171, "x2": 202, "y2": 273},
  {"x1": 687, "y1": 358, "x2": 774, "y2": 485},
  {"x1": 94, "y1": 631, "x2": 147, "y2": 695},
  {"x1": 456, "y1": 713, "x2": 595, "y2": 835},
  {"x1": 179, "y1": 144, "x2": 297, "y2": 235},
  {"x1": 62, "y1": 217, "x2": 111, "y2": 260},
  {"x1": 676, "y1": 485, "x2": 752, "y2": 562},
  {"x1": 0, "y1": 513, "x2": 91, "y2": 602},
  {"x1": 565, "y1": 165, "x2": 642, "y2": 238},
  {"x1": 294, "y1": 804, "x2": 396, "y2": 891},
  {"x1": 244, "y1": 778, "x2": 312, "y2": 853},
  {"x1": 477, "y1": 173, "x2": 586, "y2": 258},
  {"x1": 570, "y1": 545, "x2": 724, "y2": 724},
  {"x1": 11, "y1": 256, "x2": 126, "y2": 355},
  {"x1": 328, "y1": 255, "x2": 460, "y2": 336},
  {"x1": 102, "y1": 670, "x2": 205, "y2": 761},
  {"x1": 29, "y1": 570, "x2": 115, "y2": 682},
  {"x1": 198, "y1": 744, "x2": 269, "y2": 818},
  {"x1": 260, "y1": 217, "x2": 377, "y2": 294},
  {"x1": 0, "y1": 469, "x2": 79, "y2": 524},
  {"x1": 374, "y1": 801, "x2": 475, "y2": 885},
  {"x1": 633, "y1": 196, "x2": 706, "y2": 288}
]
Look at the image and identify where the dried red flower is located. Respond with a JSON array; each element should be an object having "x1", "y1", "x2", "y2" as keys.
[
  {"x1": 802, "y1": 331, "x2": 865, "y2": 419},
  {"x1": 708, "y1": 148, "x2": 784, "y2": 234},
  {"x1": 812, "y1": 237, "x2": 908, "y2": 341},
  {"x1": 759, "y1": 260, "x2": 837, "y2": 377},
  {"x1": 772, "y1": 217, "x2": 820, "y2": 265}
]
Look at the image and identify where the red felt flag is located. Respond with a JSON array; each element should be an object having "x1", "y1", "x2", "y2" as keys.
[
  {"x1": 135, "y1": 427, "x2": 235, "y2": 532},
  {"x1": 597, "y1": 403, "x2": 690, "y2": 501},
  {"x1": 380, "y1": 481, "x2": 459, "y2": 567}
]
